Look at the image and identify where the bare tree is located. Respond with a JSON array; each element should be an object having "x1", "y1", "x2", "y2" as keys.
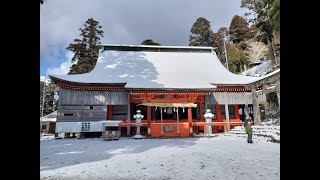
[{"x1": 244, "y1": 40, "x2": 268, "y2": 64}]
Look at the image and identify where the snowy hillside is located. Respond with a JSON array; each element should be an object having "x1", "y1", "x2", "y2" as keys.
[{"x1": 241, "y1": 61, "x2": 272, "y2": 77}]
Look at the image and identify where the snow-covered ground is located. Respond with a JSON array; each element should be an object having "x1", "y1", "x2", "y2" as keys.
[
  {"x1": 241, "y1": 61, "x2": 272, "y2": 77},
  {"x1": 261, "y1": 119, "x2": 280, "y2": 126},
  {"x1": 41, "y1": 134, "x2": 280, "y2": 180}
]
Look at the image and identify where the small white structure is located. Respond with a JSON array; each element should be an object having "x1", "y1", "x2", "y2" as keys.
[
  {"x1": 100, "y1": 120, "x2": 122, "y2": 140},
  {"x1": 40, "y1": 111, "x2": 57, "y2": 134},
  {"x1": 133, "y1": 110, "x2": 144, "y2": 139},
  {"x1": 204, "y1": 109, "x2": 214, "y2": 134}
]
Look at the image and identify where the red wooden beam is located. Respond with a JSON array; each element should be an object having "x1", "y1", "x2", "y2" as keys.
[
  {"x1": 234, "y1": 105, "x2": 240, "y2": 119},
  {"x1": 188, "y1": 107, "x2": 192, "y2": 127},
  {"x1": 216, "y1": 104, "x2": 222, "y2": 121},
  {"x1": 107, "y1": 105, "x2": 112, "y2": 120}
]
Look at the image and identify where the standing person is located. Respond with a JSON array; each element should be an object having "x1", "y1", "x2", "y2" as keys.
[
  {"x1": 243, "y1": 116, "x2": 252, "y2": 127},
  {"x1": 246, "y1": 121, "x2": 253, "y2": 143},
  {"x1": 243, "y1": 117, "x2": 248, "y2": 127}
]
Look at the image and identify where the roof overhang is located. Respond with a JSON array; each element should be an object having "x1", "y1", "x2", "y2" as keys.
[
  {"x1": 211, "y1": 69, "x2": 280, "y2": 88},
  {"x1": 49, "y1": 75, "x2": 127, "y2": 87}
]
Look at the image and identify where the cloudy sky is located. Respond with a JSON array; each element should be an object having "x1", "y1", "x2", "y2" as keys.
[{"x1": 40, "y1": 0, "x2": 247, "y2": 76}]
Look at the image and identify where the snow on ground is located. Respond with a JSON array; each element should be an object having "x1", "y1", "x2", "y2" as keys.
[
  {"x1": 261, "y1": 119, "x2": 280, "y2": 126},
  {"x1": 241, "y1": 61, "x2": 272, "y2": 77},
  {"x1": 41, "y1": 135, "x2": 280, "y2": 180},
  {"x1": 41, "y1": 134, "x2": 56, "y2": 141}
]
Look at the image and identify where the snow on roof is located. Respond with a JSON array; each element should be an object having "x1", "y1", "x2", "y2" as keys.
[
  {"x1": 40, "y1": 117, "x2": 56, "y2": 122},
  {"x1": 50, "y1": 45, "x2": 264, "y2": 89},
  {"x1": 101, "y1": 44, "x2": 215, "y2": 50},
  {"x1": 44, "y1": 111, "x2": 57, "y2": 118},
  {"x1": 40, "y1": 111, "x2": 57, "y2": 122}
]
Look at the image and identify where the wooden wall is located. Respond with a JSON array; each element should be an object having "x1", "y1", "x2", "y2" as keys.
[
  {"x1": 57, "y1": 88, "x2": 128, "y2": 122},
  {"x1": 205, "y1": 92, "x2": 266, "y2": 105}
]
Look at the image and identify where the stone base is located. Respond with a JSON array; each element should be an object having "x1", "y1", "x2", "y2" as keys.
[{"x1": 133, "y1": 135, "x2": 144, "y2": 139}]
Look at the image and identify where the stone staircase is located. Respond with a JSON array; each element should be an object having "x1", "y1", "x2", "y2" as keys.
[{"x1": 229, "y1": 125, "x2": 280, "y2": 143}]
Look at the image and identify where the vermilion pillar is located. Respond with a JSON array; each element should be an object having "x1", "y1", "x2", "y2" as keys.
[
  {"x1": 234, "y1": 105, "x2": 240, "y2": 120},
  {"x1": 215, "y1": 104, "x2": 222, "y2": 121},
  {"x1": 107, "y1": 105, "x2": 112, "y2": 120},
  {"x1": 199, "y1": 103, "x2": 203, "y2": 120}
]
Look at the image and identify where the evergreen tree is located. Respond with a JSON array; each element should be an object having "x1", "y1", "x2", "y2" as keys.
[
  {"x1": 212, "y1": 27, "x2": 228, "y2": 63},
  {"x1": 40, "y1": 81, "x2": 57, "y2": 116},
  {"x1": 189, "y1": 17, "x2": 213, "y2": 47},
  {"x1": 66, "y1": 18, "x2": 104, "y2": 74},
  {"x1": 268, "y1": 0, "x2": 280, "y2": 32},
  {"x1": 241, "y1": 0, "x2": 277, "y2": 67},
  {"x1": 141, "y1": 39, "x2": 161, "y2": 45},
  {"x1": 229, "y1": 15, "x2": 250, "y2": 44},
  {"x1": 246, "y1": 24, "x2": 259, "y2": 40},
  {"x1": 227, "y1": 43, "x2": 249, "y2": 73}
]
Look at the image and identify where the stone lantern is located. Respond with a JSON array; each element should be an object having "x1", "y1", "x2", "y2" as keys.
[
  {"x1": 133, "y1": 110, "x2": 144, "y2": 139},
  {"x1": 204, "y1": 109, "x2": 214, "y2": 134}
]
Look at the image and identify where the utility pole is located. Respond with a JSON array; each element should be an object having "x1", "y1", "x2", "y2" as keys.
[
  {"x1": 223, "y1": 32, "x2": 229, "y2": 70},
  {"x1": 41, "y1": 75, "x2": 46, "y2": 138}
]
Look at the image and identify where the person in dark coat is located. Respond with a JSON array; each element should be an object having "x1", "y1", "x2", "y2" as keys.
[
  {"x1": 245, "y1": 121, "x2": 253, "y2": 143},
  {"x1": 243, "y1": 118, "x2": 248, "y2": 127},
  {"x1": 243, "y1": 116, "x2": 251, "y2": 127}
]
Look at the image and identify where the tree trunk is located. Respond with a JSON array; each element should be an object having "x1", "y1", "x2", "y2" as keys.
[
  {"x1": 251, "y1": 87, "x2": 261, "y2": 125},
  {"x1": 276, "y1": 80, "x2": 280, "y2": 108},
  {"x1": 262, "y1": 84, "x2": 268, "y2": 122},
  {"x1": 267, "y1": 35, "x2": 276, "y2": 69}
]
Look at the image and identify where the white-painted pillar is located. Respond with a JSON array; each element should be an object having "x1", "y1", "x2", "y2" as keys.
[{"x1": 177, "y1": 108, "x2": 180, "y2": 134}]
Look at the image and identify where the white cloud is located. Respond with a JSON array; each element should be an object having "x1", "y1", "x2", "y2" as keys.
[
  {"x1": 40, "y1": 76, "x2": 46, "y2": 81},
  {"x1": 40, "y1": 0, "x2": 246, "y2": 57},
  {"x1": 41, "y1": 0, "x2": 247, "y2": 74},
  {"x1": 46, "y1": 52, "x2": 75, "y2": 75}
]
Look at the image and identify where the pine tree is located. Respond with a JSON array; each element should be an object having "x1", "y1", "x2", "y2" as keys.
[
  {"x1": 268, "y1": 0, "x2": 280, "y2": 32},
  {"x1": 40, "y1": 81, "x2": 57, "y2": 116},
  {"x1": 241, "y1": 0, "x2": 277, "y2": 67},
  {"x1": 227, "y1": 43, "x2": 249, "y2": 73},
  {"x1": 189, "y1": 17, "x2": 213, "y2": 47},
  {"x1": 141, "y1": 39, "x2": 161, "y2": 45},
  {"x1": 229, "y1": 15, "x2": 250, "y2": 44},
  {"x1": 246, "y1": 24, "x2": 259, "y2": 40},
  {"x1": 66, "y1": 18, "x2": 104, "y2": 75},
  {"x1": 212, "y1": 27, "x2": 228, "y2": 63}
]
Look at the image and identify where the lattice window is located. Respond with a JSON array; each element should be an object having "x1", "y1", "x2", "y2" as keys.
[{"x1": 81, "y1": 122, "x2": 90, "y2": 131}]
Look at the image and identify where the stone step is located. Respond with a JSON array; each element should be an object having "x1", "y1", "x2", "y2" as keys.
[{"x1": 231, "y1": 128, "x2": 280, "y2": 132}]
